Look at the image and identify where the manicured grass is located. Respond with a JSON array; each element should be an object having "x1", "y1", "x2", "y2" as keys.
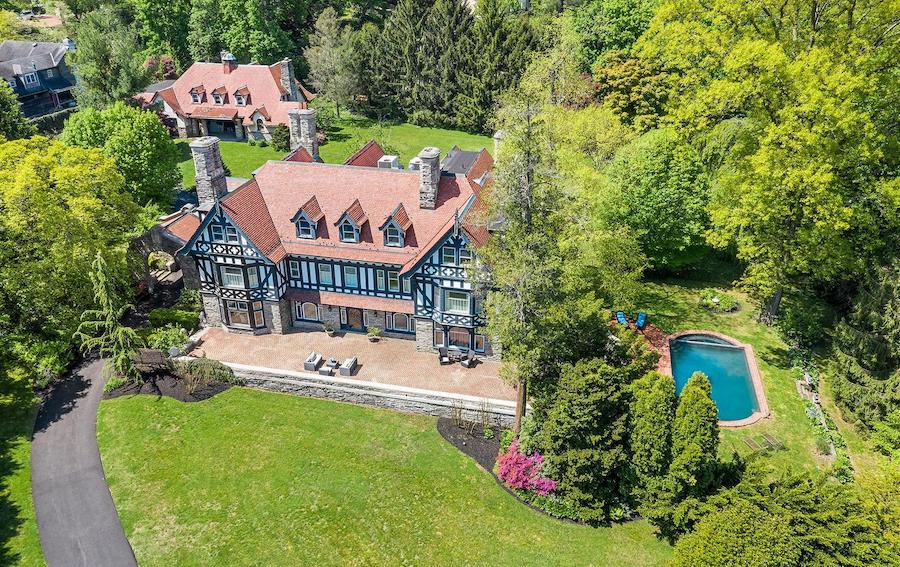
[
  {"x1": 637, "y1": 277, "x2": 826, "y2": 471},
  {"x1": 0, "y1": 366, "x2": 44, "y2": 567},
  {"x1": 175, "y1": 115, "x2": 492, "y2": 189},
  {"x1": 98, "y1": 389, "x2": 672, "y2": 566}
]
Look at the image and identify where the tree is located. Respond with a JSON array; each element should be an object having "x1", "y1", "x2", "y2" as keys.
[
  {"x1": 571, "y1": 0, "x2": 658, "y2": 70},
  {"x1": 870, "y1": 411, "x2": 900, "y2": 460},
  {"x1": 270, "y1": 124, "x2": 291, "y2": 153},
  {"x1": 0, "y1": 81, "x2": 35, "y2": 141},
  {"x1": 59, "y1": 0, "x2": 102, "y2": 19},
  {"x1": 368, "y1": 0, "x2": 429, "y2": 118},
  {"x1": 73, "y1": 252, "x2": 143, "y2": 382},
  {"x1": 673, "y1": 468, "x2": 898, "y2": 566},
  {"x1": 593, "y1": 50, "x2": 669, "y2": 132},
  {"x1": 219, "y1": 0, "x2": 293, "y2": 63},
  {"x1": 128, "y1": 0, "x2": 192, "y2": 68},
  {"x1": 187, "y1": 0, "x2": 224, "y2": 63},
  {"x1": 539, "y1": 359, "x2": 634, "y2": 522},
  {"x1": 0, "y1": 137, "x2": 138, "y2": 336},
  {"x1": 304, "y1": 8, "x2": 355, "y2": 118},
  {"x1": 1, "y1": 10, "x2": 22, "y2": 41},
  {"x1": 73, "y1": 6, "x2": 147, "y2": 109},
  {"x1": 604, "y1": 129, "x2": 710, "y2": 270},
  {"x1": 629, "y1": 371, "x2": 676, "y2": 491},
  {"x1": 62, "y1": 102, "x2": 180, "y2": 207},
  {"x1": 670, "y1": 372, "x2": 719, "y2": 497}
]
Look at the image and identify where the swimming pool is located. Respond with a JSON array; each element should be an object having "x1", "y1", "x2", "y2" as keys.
[{"x1": 669, "y1": 333, "x2": 761, "y2": 422}]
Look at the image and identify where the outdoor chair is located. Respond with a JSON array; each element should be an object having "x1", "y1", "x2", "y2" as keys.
[
  {"x1": 635, "y1": 312, "x2": 647, "y2": 330},
  {"x1": 318, "y1": 365, "x2": 333, "y2": 376},
  {"x1": 438, "y1": 347, "x2": 451, "y2": 365},
  {"x1": 615, "y1": 311, "x2": 628, "y2": 325},
  {"x1": 340, "y1": 357, "x2": 358, "y2": 376},
  {"x1": 304, "y1": 352, "x2": 322, "y2": 371},
  {"x1": 460, "y1": 350, "x2": 477, "y2": 368}
]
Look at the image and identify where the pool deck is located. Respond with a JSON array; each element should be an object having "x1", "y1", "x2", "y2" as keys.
[{"x1": 659, "y1": 330, "x2": 770, "y2": 428}]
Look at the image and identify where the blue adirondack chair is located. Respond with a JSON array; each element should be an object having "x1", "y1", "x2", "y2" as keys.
[
  {"x1": 635, "y1": 312, "x2": 647, "y2": 330},
  {"x1": 616, "y1": 311, "x2": 628, "y2": 325}
]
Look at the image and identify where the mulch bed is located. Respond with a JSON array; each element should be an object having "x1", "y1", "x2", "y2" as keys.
[
  {"x1": 436, "y1": 417, "x2": 501, "y2": 472},
  {"x1": 104, "y1": 374, "x2": 231, "y2": 403}
]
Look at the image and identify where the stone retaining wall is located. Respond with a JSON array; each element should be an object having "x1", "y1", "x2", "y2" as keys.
[{"x1": 220, "y1": 361, "x2": 517, "y2": 427}]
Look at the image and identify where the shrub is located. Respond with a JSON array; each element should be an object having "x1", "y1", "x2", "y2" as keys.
[
  {"x1": 148, "y1": 251, "x2": 171, "y2": 271},
  {"x1": 247, "y1": 138, "x2": 256, "y2": 146},
  {"x1": 103, "y1": 375, "x2": 127, "y2": 393},
  {"x1": 8, "y1": 335, "x2": 73, "y2": 387},
  {"x1": 148, "y1": 308, "x2": 199, "y2": 333},
  {"x1": 147, "y1": 324, "x2": 189, "y2": 352},
  {"x1": 497, "y1": 440, "x2": 557, "y2": 496},
  {"x1": 173, "y1": 358, "x2": 242, "y2": 394},
  {"x1": 483, "y1": 427, "x2": 495, "y2": 440},
  {"x1": 270, "y1": 124, "x2": 291, "y2": 152},
  {"x1": 367, "y1": 326, "x2": 383, "y2": 338},
  {"x1": 699, "y1": 289, "x2": 740, "y2": 312},
  {"x1": 175, "y1": 289, "x2": 201, "y2": 310},
  {"x1": 258, "y1": 139, "x2": 268, "y2": 147},
  {"x1": 499, "y1": 429, "x2": 515, "y2": 452}
]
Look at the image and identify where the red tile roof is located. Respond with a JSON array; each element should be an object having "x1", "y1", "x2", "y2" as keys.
[
  {"x1": 390, "y1": 203, "x2": 412, "y2": 231},
  {"x1": 284, "y1": 289, "x2": 414, "y2": 314},
  {"x1": 160, "y1": 210, "x2": 201, "y2": 243},
  {"x1": 283, "y1": 147, "x2": 314, "y2": 163},
  {"x1": 221, "y1": 161, "x2": 480, "y2": 267},
  {"x1": 190, "y1": 106, "x2": 238, "y2": 120},
  {"x1": 142, "y1": 61, "x2": 312, "y2": 126},
  {"x1": 341, "y1": 198, "x2": 368, "y2": 226},
  {"x1": 466, "y1": 149, "x2": 494, "y2": 187},
  {"x1": 298, "y1": 195, "x2": 323, "y2": 221},
  {"x1": 343, "y1": 140, "x2": 385, "y2": 167}
]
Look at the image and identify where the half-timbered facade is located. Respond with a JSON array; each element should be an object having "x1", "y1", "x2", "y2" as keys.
[{"x1": 176, "y1": 130, "x2": 500, "y2": 359}]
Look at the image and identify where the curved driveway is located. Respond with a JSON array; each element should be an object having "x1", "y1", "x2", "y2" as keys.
[{"x1": 31, "y1": 359, "x2": 137, "y2": 567}]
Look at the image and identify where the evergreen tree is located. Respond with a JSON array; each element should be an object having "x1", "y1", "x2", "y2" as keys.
[
  {"x1": 0, "y1": 81, "x2": 35, "y2": 141},
  {"x1": 74, "y1": 252, "x2": 143, "y2": 382},
  {"x1": 413, "y1": 0, "x2": 473, "y2": 127},
  {"x1": 629, "y1": 371, "x2": 676, "y2": 491},
  {"x1": 187, "y1": 0, "x2": 223, "y2": 63},
  {"x1": 369, "y1": 0, "x2": 428, "y2": 118},
  {"x1": 304, "y1": 8, "x2": 355, "y2": 118},
  {"x1": 670, "y1": 372, "x2": 719, "y2": 497},
  {"x1": 540, "y1": 359, "x2": 633, "y2": 522}
]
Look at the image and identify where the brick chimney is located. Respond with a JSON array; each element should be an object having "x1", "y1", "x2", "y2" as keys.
[
  {"x1": 417, "y1": 147, "x2": 440, "y2": 209},
  {"x1": 190, "y1": 136, "x2": 228, "y2": 208},
  {"x1": 288, "y1": 108, "x2": 319, "y2": 161},
  {"x1": 279, "y1": 58, "x2": 299, "y2": 101},
  {"x1": 221, "y1": 51, "x2": 237, "y2": 74}
]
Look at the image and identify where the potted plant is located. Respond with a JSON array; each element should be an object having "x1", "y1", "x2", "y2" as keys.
[
  {"x1": 322, "y1": 321, "x2": 335, "y2": 337},
  {"x1": 367, "y1": 326, "x2": 383, "y2": 342}
]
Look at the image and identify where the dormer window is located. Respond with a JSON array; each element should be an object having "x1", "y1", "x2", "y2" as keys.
[
  {"x1": 191, "y1": 92, "x2": 201, "y2": 103},
  {"x1": 22, "y1": 72, "x2": 37, "y2": 86},
  {"x1": 291, "y1": 196, "x2": 323, "y2": 240},
  {"x1": 385, "y1": 226, "x2": 403, "y2": 247},
  {"x1": 212, "y1": 93, "x2": 223, "y2": 105},
  {"x1": 297, "y1": 218, "x2": 315, "y2": 239},
  {"x1": 340, "y1": 221, "x2": 358, "y2": 243},
  {"x1": 235, "y1": 94, "x2": 246, "y2": 106}
]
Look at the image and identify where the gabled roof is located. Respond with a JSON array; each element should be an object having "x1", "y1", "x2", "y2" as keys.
[
  {"x1": 380, "y1": 203, "x2": 412, "y2": 231},
  {"x1": 211, "y1": 85, "x2": 227, "y2": 95},
  {"x1": 283, "y1": 147, "x2": 315, "y2": 163},
  {"x1": 219, "y1": 179, "x2": 286, "y2": 262},
  {"x1": 0, "y1": 40, "x2": 68, "y2": 80},
  {"x1": 189, "y1": 84, "x2": 206, "y2": 93},
  {"x1": 159, "y1": 209, "x2": 201, "y2": 243},
  {"x1": 337, "y1": 199, "x2": 368, "y2": 227},
  {"x1": 343, "y1": 140, "x2": 385, "y2": 168},
  {"x1": 292, "y1": 195, "x2": 324, "y2": 222},
  {"x1": 466, "y1": 149, "x2": 494, "y2": 187},
  {"x1": 234, "y1": 85, "x2": 250, "y2": 95}
]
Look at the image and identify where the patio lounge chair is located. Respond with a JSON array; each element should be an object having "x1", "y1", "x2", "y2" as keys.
[
  {"x1": 460, "y1": 350, "x2": 477, "y2": 368},
  {"x1": 318, "y1": 365, "x2": 333, "y2": 376},
  {"x1": 438, "y1": 347, "x2": 451, "y2": 365},
  {"x1": 339, "y1": 357, "x2": 358, "y2": 376},
  {"x1": 616, "y1": 311, "x2": 628, "y2": 325},
  {"x1": 635, "y1": 312, "x2": 647, "y2": 330},
  {"x1": 304, "y1": 352, "x2": 322, "y2": 371},
  {"x1": 762, "y1": 433, "x2": 784, "y2": 449}
]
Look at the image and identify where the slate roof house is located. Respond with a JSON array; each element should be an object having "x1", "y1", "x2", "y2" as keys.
[
  {"x1": 169, "y1": 109, "x2": 500, "y2": 359},
  {"x1": 0, "y1": 39, "x2": 77, "y2": 117},
  {"x1": 137, "y1": 52, "x2": 314, "y2": 141}
]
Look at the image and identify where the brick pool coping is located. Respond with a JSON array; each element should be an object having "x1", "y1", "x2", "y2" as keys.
[{"x1": 659, "y1": 330, "x2": 770, "y2": 428}]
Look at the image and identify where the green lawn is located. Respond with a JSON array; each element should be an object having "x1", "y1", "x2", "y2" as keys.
[
  {"x1": 175, "y1": 115, "x2": 492, "y2": 189},
  {"x1": 0, "y1": 366, "x2": 44, "y2": 567},
  {"x1": 637, "y1": 277, "x2": 825, "y2": 471},
  {"x1": 98, "y1": 389, "x2": 672, "y2": 567}
]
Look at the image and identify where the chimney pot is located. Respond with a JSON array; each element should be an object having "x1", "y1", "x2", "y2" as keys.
[
  {"x1": 221, "y1": 51, "x2": 237, "y2": 74},
  {"x1": 417, "y1": 147, "x2": 440, "y2": 209},
  {"x1": 190, "y1": 136, "x2": 228, "y2": 207}
]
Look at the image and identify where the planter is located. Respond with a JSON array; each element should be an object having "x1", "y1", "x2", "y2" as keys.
[
  {"x1": 326, "y1": 330, "x2": 335, "y2": 337},
  {"x1": 368, "y1": 336, "x2": 379, "y2": 343}
]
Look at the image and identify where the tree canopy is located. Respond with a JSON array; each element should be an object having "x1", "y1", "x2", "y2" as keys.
[{"x1": 0, "y1": 81, "x2": 35, "y2": 141}]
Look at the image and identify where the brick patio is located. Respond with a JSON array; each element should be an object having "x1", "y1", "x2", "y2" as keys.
[{"x1": 194, "y1": 327, "x2": 515, "y2": 401}]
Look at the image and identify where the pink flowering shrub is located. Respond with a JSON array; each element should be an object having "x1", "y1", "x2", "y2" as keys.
[{"x1": 497, "y1": 440, "x2": 557, "y2": 496}]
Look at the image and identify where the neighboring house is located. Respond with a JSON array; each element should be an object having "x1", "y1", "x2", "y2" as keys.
[
  {"x1": 0, "y1": 39, "x2": 77, "y2": 117},
  {"x1": 137, "y1": 52, "x2": 315, "y2": 141},
  {"x1": 167, "y1": 109, "x2": 500, "y2": 358}
]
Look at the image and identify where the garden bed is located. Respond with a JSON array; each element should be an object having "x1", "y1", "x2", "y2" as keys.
[
  {"x1": 104, "y1": 374, "x2": 231, "y2": 403},
  {"x1": 436, "y1": 416, "x2": 501, "y2": 471}
]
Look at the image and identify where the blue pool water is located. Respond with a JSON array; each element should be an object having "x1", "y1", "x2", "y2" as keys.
[{"x1": 670, "y1": 334, "x2": 759, "y2": 421}]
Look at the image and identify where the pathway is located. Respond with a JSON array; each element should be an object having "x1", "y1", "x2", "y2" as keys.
[{"x1": 30, "y1": 360, "x2": 137, "y2": 567}]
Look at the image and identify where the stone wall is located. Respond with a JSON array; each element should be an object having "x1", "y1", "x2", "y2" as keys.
[
  {"x1": 201, "y1": 293, "x2": 222, "y2": 326},
  {"x1": 414, "y1": 318, "x2": 433, "y2": 352},
  {"x1": 220, "y1": 362, "x2": 516, "y2": 426},
  {"x1": 266, "y1": 299, "x2": 291, "y2": 334}
]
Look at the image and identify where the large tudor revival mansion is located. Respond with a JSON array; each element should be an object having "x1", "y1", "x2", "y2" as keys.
[{"x1": 165, "y1": 109, "x2": 500, "y2": 359}]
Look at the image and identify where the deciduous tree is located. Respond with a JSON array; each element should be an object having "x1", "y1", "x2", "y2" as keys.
[
  {"x1": 0, "y1": 81, "x2": 35, "y2": 141},
  {"x1": 304, "y1": 8, "x2": 355, "y2": 118}
]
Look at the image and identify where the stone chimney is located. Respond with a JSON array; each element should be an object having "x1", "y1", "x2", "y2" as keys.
[
  {"x1": 279, "y1": 58, "x2": 299, "y2": 101},
  {"x1": 492, "y1": 130, "x2": 504, "y2": 157},
  {"x1": 221, "y1": 51, "x2": 237, "y2": 74},
  {"x1": 288, "y1": 108, "x2": 319, "y2": 161},
  {"x1": 417, "y1": 147, "x2": 441, "y2": 209},
  {"x1": 190, "y1": 136, "x2": 228, "y2": 208}
]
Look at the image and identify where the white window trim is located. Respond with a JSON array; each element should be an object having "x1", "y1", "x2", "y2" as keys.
[
  {"x1": 225, "y1": 226, "x2": 239, "y2": 243},
  {"x1": 210, "y1": 225, "x2": 224, "y2": 241},
  {"x1": 289, "y1": 261, "x2": 300, "y2": 279},
  {"x1": 385, "y1": 226, "x2": 403, "y2": 247},
  {"x1": 221, "y1": 266, "x2": 244, "y2": 289},
  {"x1": 247, "y1": 266, "x2": 259, "y2": 287},
  {"x1": 387, "y1": 271, "x2": 400, "y2": 292},
  {"x1": 343, "y1": 266, "x2": 358, "y2": 288},
  {"x1": 191, "y1": 92, "x2": 201, "y2": 103},
  {"x1": 444, "y1": 290, "x2": 470, "y2": 314},
  {"x1": 318, "y1": 263, "x2": 333, "y2": 285},
  {"x1": 340, "y1": 222, "x2": 358, "y2": 243},
  {"x1": 235, "y1": 94, "x2": 245, "y2": 106},
  {"x1": 376, "y1": 270, "x2": 385, "y2": 290},
  {"x1": 22, "y1": 72, "x2": 37, "y2": 86},
  {"x1": 297, "y1": 301, "x2": 319, "y2": 321},
  {"x1": 212, "y1": 93, "x2": 223, "y2": 105},
  {"x1": 442, "y1": 246, "x2": 456, "y2": 266},
  {"x1": 402, "y1": 277, "x2": 411, "y2": 294}
]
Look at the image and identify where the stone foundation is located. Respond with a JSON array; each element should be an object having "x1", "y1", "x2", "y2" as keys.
[
  {"x1": 219, "y1": 361, "x2": 516, "y2": 426},
  {"x1": 266, "y1": 299, "x2": 291, "y2": 334},
  {"x1": 201, "y1": 293, "x2": 222, "y2": 326},
  {"x1": 415, "y1": 318, "x2": 433, "y2": 352}
]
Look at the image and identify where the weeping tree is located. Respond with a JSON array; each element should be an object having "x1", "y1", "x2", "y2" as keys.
[{"x1": 73, "y1": 252, "x2": 143, "y2": 382}]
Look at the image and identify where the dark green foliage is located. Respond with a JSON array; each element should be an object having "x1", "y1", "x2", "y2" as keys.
[
  {"x1": 368, "y1": 0, "x2": 429, "y2": 118},
  {"x1": 146, "y1": 324, "x2": 189, "y2": 351},
  {"x1": 270, "y1": 124, "x2": 291, "y2": 153},
  {"x1": 571, "y1": 0, "x2": 658, "y2": 70},
  {"x1": 593, "y1": 51, "x2": 669, "y2": 132},
  {"x1": 670, "y1": 372, "x2": 719, "y2": 497},
  {"x1": 174, "y1": 357, "x2": 242, "y2": 385},
  {"x1": 629, "y1": 371, "x2": 675, "y2": 491},
  {"x1": 672, "y1": 468, "x2": 898, "y2": 566},
  {"x1": 871, "y1": 410, "x2": 900, "y2": 459},
  {"x1": 829, "y1": 261, "x2": 900, "y2": 429},
  {"x1": 0, "y1": 81, "x2": 36, "y2": 141},
  {"x1": 73, "y1": 6, "x2": 147, "y2": 109},
  {"x1": 604, "y1": 129, "x2": 710, "y2": 270},
  {"x1": 540, "y1": 359, "x2": 634, "y2": 523},
  {"x1": 148, "y1": 308, "x2": 199, "y2": 333},
  {"x1": 128, "y1": 0, "x2": 192, "y2": 68}
]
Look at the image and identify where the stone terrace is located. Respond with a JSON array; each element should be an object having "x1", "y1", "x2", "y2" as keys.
[{"x1": 195, "y1": 327, "x2": 514, "y2": 401}]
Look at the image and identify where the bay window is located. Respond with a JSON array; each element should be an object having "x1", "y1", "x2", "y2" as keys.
[
  {"x1": 221, "y1": 266, "x2": 244, "y2": 288},
  {"x1": 444, "y1": 290, "x2": 470, "y2": 314}
]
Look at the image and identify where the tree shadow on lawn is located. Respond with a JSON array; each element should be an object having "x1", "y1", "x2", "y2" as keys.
[
  {"x1": 0, "y1": 370, "x2": 38, "y2": 567},
  {"x1": 31, "y1": 367, "x2": 90, "y2": 435}
]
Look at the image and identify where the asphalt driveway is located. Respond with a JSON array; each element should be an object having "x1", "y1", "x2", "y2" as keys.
[{"x1": 30, "y1": 359, "x2": 137, "y2": 567}]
